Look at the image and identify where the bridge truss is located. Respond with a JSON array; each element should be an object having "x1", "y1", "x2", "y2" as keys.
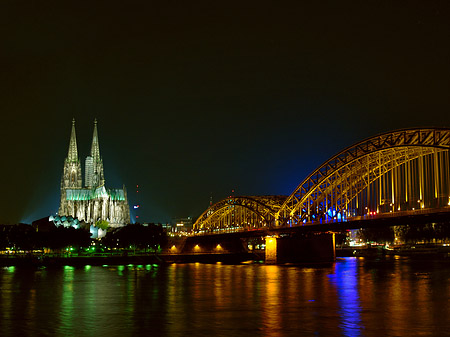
[
  {"x1": 193, "y1": 128, "x2": 450, "y2": 233},
  {"x1": 276, "y1": 128, "x2": 450, "y2": 226},
  {"x1": 193, "y1": 196, "x2": 287, "y2": 232}
]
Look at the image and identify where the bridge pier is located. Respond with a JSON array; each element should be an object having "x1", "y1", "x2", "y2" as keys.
[{"x1": 265, "y1": 233, "x2": 335, "y2": 264}]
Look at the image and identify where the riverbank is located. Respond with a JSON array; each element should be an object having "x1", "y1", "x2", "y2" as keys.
[
  {"x1": 336, "y1": 245, "x2": 450, "y2": 257},
  {"x1": 0, "y1": 252, "x2": 264, "y2": 267},
  {"x1": 3, "y1": 246, "x2": 450, "y2": 267}
]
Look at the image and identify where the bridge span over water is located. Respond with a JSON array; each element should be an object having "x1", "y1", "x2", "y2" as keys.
[{"x1": 194, "y1": 128, "x2": 450, "y2": 235}]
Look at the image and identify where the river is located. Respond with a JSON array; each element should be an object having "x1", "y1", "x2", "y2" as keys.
[{"x1": 1, "y1": 256, "x2": 450, "y2": 336}]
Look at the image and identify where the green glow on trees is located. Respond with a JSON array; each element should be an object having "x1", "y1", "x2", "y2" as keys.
[{"x1": 95, "y1": 220, "x2": 109, "y2": 230}]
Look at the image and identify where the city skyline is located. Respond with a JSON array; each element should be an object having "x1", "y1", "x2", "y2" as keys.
[{"x1": 1, "y1": 1, "x2": 450, "y2": 224}]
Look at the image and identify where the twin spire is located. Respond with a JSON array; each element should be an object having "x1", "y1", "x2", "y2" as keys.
[
  {"x1": 67, "y1": 118, "x2": 101, "y2": 163},
  {"x1": 60, "y1": 118, "x2": 130, "y2": 226},
  {"x1": 66, "y1": 118, "x2": 104, "y2": 188}
]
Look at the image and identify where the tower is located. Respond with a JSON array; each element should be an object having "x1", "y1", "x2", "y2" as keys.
[
  {"x1": 59, "y1": 118, "x2": 130, "y2": 227},
  {"x1": 61, "y1": 118, "x2": 82, "y2": 189},
  {"x1": 134, "y1": 184, "x2": 140, "y2": 222},
  {"x1": 59, "y1": 118, "x2": 83, "y2": 217},
  {"x1": 85, "y1": 119, "x2": 104, "y2": 188},
  {"x1": 85, "y1": 156, "x2": 94, "y2": 187}
]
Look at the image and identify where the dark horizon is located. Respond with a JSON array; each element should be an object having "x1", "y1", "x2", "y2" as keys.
[{"x1": 1, "y1": 1, "x2": 450, "y2": 224}]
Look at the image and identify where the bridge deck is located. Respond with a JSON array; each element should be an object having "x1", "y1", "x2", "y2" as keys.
[{"x1": 194, "y1": 207, "x2": 450, "y2": 237}]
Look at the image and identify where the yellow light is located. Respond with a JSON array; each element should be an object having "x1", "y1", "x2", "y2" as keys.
[
  {"x1": 194, "y1": 244, "x2": 201, "y2": 252},
  {"x1": 265, "y1": 236, "x2": 278, "y2": 264}
]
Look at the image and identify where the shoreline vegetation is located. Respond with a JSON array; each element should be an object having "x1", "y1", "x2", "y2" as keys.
[{"x1": 3, "y1": 222, "x2": 450, "y2": 267}]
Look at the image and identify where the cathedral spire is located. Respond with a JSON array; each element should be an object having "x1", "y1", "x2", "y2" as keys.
[
  {"x1": 60, "y1": 118, "x2": 129, "y2": 226},
  {"x1": 67, "y1": 118, "x2": 79, "y2": 162},
  {"x1": 86, "y1": 118, "x2": 105, "y2": 188},
  {"x1": 61, "y1": 118, "x2": 83, "y2": 191},
  {"x1": 90, "y1": 118, "x2": 101, "y2": 160}
]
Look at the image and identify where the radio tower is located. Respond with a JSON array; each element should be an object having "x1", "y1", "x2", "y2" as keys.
[{"x1": 133, "y1": 184, "x2": 140, "y2": 223}]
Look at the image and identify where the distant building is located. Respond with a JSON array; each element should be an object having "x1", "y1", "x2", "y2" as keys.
[
  {"x1": 161, "y1": 223, "x2": 172, "y2": 231},
  {"x1": 171, "y1": 216, "x2": 193, "y2": 233},
  {"x1": 58, "y1": 119, "x2": 130, "y2": 228}
]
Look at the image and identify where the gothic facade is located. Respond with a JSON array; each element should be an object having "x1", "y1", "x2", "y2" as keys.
[{"x1": 59, "y1": 119, "x2": 130, "y2": 227}]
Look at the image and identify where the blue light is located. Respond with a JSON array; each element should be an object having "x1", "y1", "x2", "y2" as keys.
[
  {"x1": 328, "y1": 258, "x2": 363, "y2": 336},
  {"x1": 328, "y1": 208, "x2": 335, "y2": 217}
]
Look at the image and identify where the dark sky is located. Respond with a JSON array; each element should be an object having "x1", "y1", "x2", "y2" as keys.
[{"x1": 1, "y1": 1, "x2": 449, "y2": 224}]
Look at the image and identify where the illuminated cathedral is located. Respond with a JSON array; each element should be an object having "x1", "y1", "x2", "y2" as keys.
[{"x1": 58, "y1": 119, "x2": 130, "y2": 227}]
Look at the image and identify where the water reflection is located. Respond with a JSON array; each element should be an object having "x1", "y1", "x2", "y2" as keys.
[
  {"x1": 60, "y1": 266, "x2": 75, "y2": 334},
  {"x1": 261, "y1": 266, "x2": 282, "y2": 336},
  {"x1": 1, "y1": 258, "x2": 450, "y2": 336},
  {"x1": 329, "y1": 258, "x2": 362, "y2": 336}
]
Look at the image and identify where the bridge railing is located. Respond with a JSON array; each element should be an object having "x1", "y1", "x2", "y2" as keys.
[
  {"x1": 193, "y1": 226, "x2": 266, "y2": 236},
  {"x1": 293, "y1": 206, "x2": 450, "y2": 227}
]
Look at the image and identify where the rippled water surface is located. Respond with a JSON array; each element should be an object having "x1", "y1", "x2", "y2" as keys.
[{"x1": 1, "y1": 257, "x2": 450, "y2": 336}]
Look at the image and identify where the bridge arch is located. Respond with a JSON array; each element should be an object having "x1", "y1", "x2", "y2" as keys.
[
  {"x1": 193, "y1": 196, "x2": 287, "y2": 232},
  {"x1": 276, "y1": 128, "x2": 450, "y2": 225}
]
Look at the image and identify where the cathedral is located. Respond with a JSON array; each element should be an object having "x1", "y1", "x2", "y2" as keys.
[{"x1": 58, "y1": 119, "x2": 130, "y2": 228}]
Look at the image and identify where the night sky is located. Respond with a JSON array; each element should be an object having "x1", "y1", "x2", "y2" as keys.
[{"x1": 1, "y1": 1, "x2": 449, "y2": 224}]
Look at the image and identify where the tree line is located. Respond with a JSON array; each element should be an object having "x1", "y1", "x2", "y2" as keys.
[
  {"x1": 0, "y1": 223, "x2": 167, "y2": 253},
  {"x1": 0, "y1": 224, "x2": 91, "y2": 252},
  {"x1": 103, "y1": 223, "x2": 167, "y2": 251}
]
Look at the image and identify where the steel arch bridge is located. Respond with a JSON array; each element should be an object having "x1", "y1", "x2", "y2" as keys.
[
  {"x1": 193, "y1": 196, "x2": 287, "y2": 233},
  {"x1": 194, "y1": 128, "x2": 450, "y2": 233}
]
